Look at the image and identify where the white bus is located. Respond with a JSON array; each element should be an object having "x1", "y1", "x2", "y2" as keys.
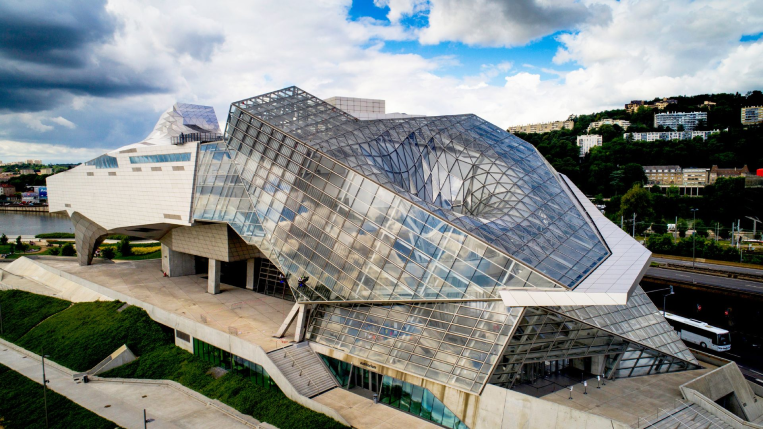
[{"x1": 664, "y1": 312, "x2": 731, "y2": 352}]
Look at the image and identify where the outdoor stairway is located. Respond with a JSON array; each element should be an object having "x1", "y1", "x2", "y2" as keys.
[
  {"x1": 268, "y1": 342, "x2": 338, "y2": 398},
  {"x1": 641, "y1": 403, "x2": 734, "y2": 429}
]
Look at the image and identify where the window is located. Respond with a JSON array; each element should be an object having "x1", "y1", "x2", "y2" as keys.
[
  {"x1": 192, "y1": 338, "x2": 278, "y2": 390},
  {"x1": 85, "y1": 154, "x2": 118, "y2": 169},
  {"x1": 129, "y1": 153, "x2": 191, "y2": 164}
]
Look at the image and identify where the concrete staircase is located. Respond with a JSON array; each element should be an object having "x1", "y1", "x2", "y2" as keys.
[
  {"x1": 643, "y1": 403, "x2": 734, "y2": 429},
  {"x1": 267, "y1": 342, "x2": 337, "y2": 398}
]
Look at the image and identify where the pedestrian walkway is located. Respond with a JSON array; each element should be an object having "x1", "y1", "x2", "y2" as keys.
[{"x1": 0, "y1": 339, "x2": 265, "y2": 429}]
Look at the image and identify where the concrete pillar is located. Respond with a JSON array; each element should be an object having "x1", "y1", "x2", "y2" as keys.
[
  {"x1": 71, "y1": 212, "x2": 109, "y2": 266},
  {"x1": 246, "y1": 258, "x2": 255, "y2": 290},
  {"x1": 208, "y1": 258, "x2": 221, "y2": 294},
  {"x1": 161, "y1": 244, "x2": 196, "y2": 277},
  {"x1": 275, "y1": 302, "x2": 300, "y2": 338}
]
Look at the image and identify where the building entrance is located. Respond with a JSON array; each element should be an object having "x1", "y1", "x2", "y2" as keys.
[{"x1": 349, "y1": 366, "x2": 382, "y2": 399}]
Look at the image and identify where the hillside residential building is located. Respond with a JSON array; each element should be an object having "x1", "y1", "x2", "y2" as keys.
[
  {"x1": 624, "y1": 130, "x2": 719, "y2": 142},
  {"x1": 682, "y1": 168, "x2": 709, "y2": 186},
  {"x1": 507, "y1": 119, "x2": 574, "y2": 134},
  {"x1": 709, "y1": 165, "x2": 750, "y2": 184},
  {"x1": 741, "y1": 106, "x2": 763, "y2": 125},
  {"x1": 19, "y1": 169, "x2": 35, "y2": 175},
  {"x1": 40, "y1": 168, "x2": 54, "y2": 175},
  {"x1": 576, "y1": 134, "x2": 603, "y2": 157},
  {"x1": 26, "y1": 159, "x2": 42, "y2": 165},
  {"x1": 643, "y1": 166, "x2": 682, "y2": 185},
  {"x1": 653, "y1": 98, "x2": 678, "y2": 109},
  {"x1": 625, "y1": 100, "x2": 653, "y2": 113},
  {"x1": 0, "y1": 183, "x2": 15, "y2": 196},
  {"x1": 587, "y1": 119, "x2": 630, "y2": 132},
  {"x1": 654, "y1": 112, "x2": 708, "y2": 131},
  {"x1": 46, "y1": 86, "x2": 705, "y2": 429}
]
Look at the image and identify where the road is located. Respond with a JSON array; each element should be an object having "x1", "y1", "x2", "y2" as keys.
[
  {"x1": 651, "y1": 257, "x2": 763, "y2": 276},
  {"x1": 644, "y1": 267, "x2": 763, "y2": 295}
]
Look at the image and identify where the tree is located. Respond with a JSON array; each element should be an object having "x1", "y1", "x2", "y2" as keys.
[
  {"x1": 48, "y1": 247, "x2": 60, "y2": 256},
  {"x1": 620, "y1": 184, "x2": 654, "y2": 222},
  {"x1": 677, "y1": 219, "x2": 688, "y2": 238},
  {"x1": 646, "y1": 233, "x2": 676, "y2": 254},
  {"x1": 0, "y1": 234, "x2": 7, "y2": 245},
  {"x1": 101, "y1": 247, "x2": 116, "y2": 260},
  {"x1": 15, "y1": 236, "x2": 22, "y2": 247},
  {"x1": 61, "y1": 243, "x2": 76, "y2": 256},
  {"x1": 118, "y1": 238, "x2": 132, "y2": 256}
]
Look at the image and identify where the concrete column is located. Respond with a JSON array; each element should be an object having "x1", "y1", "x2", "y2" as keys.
[
  {"x1": 246, "y1": 258, "x2": 255, "y2": 290},
  {"x1": 208, "y1": 259, "x2": 221, "y2": 294},
  {"x1": 71, "y1": 212, "x2": 109, "y2": 266},
  {"x1": 161, "y1": 244, "x2": 195, "y2": 277}
]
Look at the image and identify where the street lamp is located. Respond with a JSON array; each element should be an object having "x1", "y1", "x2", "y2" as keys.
[
  {"x1": 646, "y1": 286, "x2": 675, "y2": 317},
  {"x1": 691, "y1": 208, "x2": 699, "y2": 268},
  {"x1": 41, "y1": 348, "x2": 50, "y2": 428}
]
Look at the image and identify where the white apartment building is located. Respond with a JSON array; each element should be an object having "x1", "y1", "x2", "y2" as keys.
[
  {"x1": 654, "y1": 112, "x2": 708, "y2": 131},
  {"x1": 741, "y1": 106, "x2": 763, "y2": 125},
  {"x1": 625, "y1": 130, "x2": 719, "y2": 142},
  {"x1": 508, "y1": 120, "x2": 574, "y2": 134},
  {"x1": 682, "y1": 168, "x2": 710, "y2": 186},
  {"x1": 577, "y1": 134, "x2": 603, "y2": 157},
  {"x1": 587, "y1": 119, "x2": 630, "y2": 132}
]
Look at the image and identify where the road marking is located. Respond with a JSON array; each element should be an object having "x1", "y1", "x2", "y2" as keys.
[
  {"x1": 757, "y1": 379, "x2": 763, "y2": 384},
  {"x1": 727, "y1": 353, "x2": 740, "y2": 358}
]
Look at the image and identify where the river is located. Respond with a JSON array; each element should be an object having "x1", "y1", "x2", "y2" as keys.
[{"x1": 0, "y1": 211, "x2": 74, "y2": 236}]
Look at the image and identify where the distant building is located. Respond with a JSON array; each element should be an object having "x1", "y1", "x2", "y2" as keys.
[
  {"x1": 709, "y1": 165, "x2": 750, "y2": 184},
  {"x1": 625, "y1": 130, "x2": 719, "y2": 142},
  {"x1": 26, "y1": 159, "x2": 42, "y2": 165},
  {"x1": 702, "y1": 101, "x2": 716, "y2": 107},
  {"x1": 508, "y1": 120, "x2": 574, "y2": 134},
  {"x1": 643, "y1": 165, "x2": 682, "y2": 185},
  {"x1": 19, "y1": 169, "x2": 35, "y2": 175},
  {"x1": 587, "y1": 119, "x2": 630, "y2": 132},
  {"x1": 741, "y1": 106, "x2": 763, "y2": 125},
  {"x1": 324, "y1": 96, "x2": 424, "y2": 120},
  {"x1": 40, "y1": 168, "x2": 54, "y2": 175},
  {"x1": 576, "y1": 134, "x2": 603, "y2": 157},
  {"x1": 654, "y1": 98, "x2": 678, "y2": 109},
  {"x1": 21, "y1": 192, "x2": 39, "y2": 203},
  {"x1": 682, "y1": 168, "x2": 709, "y2": 186},
  {"x1": 0, "y1": 183, "x2": 15, "y2": 197},
  {"x1": 654, "y1": 112, "x2": 708, "y2": 131},
  {"x1": 625, "y1": 100, "x2": 654, "y2": 113}
]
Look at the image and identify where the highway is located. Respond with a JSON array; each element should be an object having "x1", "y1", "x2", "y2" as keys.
[
  {"x1": 651, "y1": 257, "x2": 763, "y2": 276},
  {"x1": 644, "y1": 267, "x2": 763, "y2": 295}
]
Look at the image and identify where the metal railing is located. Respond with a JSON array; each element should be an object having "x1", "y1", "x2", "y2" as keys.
[
  {"x1": 283, "y1": 348, "x2": 319, "y2": 390},
  {"x1": 171, "y1": 132, "x2": 223, "y2": 145},
  {"x1": 636, "y1": 398, "x2": 723, "y2": 428}
]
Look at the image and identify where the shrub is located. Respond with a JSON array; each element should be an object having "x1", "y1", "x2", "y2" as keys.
[
  {"x1": 60, "y1": 243, "x2": 76, "y2": 256},
  {"x1": 131, "y1": 246, "x2": 161, "y2": 255},
  {"x1": 47, "y1": 247, "x2": 61, "y2": 256},
  {"x1": 100, "y1": 247, "x2": 115, "y2": 259},
  {"x1": 35, "y1": 232, "x2": 75, "y2": 238},
  {"x1": 117, "y1": 238, "x2": 132, "y2": 256}
]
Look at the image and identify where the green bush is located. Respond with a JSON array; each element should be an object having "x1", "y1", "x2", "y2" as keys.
[
  {"x1": 0, "y1": 290, "x2": 70, "y2": 342},
  {"x1": 105, "y1": 345, "x2": 347, "y2": 429},
  {"x1": 60, "y1": 243, "x2": 75, "y2": 256},
  {"x1": 100, "y1": 247, "x2": 115, "y2": 259},
  {"x1": 47, "y1": 247, "x2": 60, "y2": 256},
  {"x1": 16, "y1": 301, "x2": 172, "y2": 372},
  {"x1": 0, "y1": 364, "x2": 116, "y2": 429},
  {"x1": 117, "y1": 238, "x2": 132, "y2": 257},
  {"x1": 35, "y1": 233, "x2": 75, "y2": 238}
]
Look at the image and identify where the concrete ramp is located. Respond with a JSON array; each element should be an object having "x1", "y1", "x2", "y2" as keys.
[
  {"x1": 73, "y1": 344, "x2": 137, "y2": 379},
  {"x1": 268, "y1": 342, "x2": 337, "y2": 398},
  {"x1": 2, "y1": 257, "x2": 109, "y2": 302}
]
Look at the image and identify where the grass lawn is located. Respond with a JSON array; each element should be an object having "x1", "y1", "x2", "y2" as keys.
[
  {"x1": 104, "y1": 345, "x2": 347, "y2": 429},
  {"x1": 16, "y1": 301, "x2": 172, "y2": 372},
  {"x1": 0, "y1": 364, "x2": 118, "y2": 429},
  {"x1": 0, "y1": 291, "x2": 70, "y2": 342}
]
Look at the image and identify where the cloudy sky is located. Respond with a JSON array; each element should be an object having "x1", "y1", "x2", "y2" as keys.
[{"x1": 1, "y1": 0, "x2": 762, "y2": 163}]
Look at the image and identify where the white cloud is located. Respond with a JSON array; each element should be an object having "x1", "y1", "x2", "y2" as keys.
[
  {"x1": 49, "y1": 117, "x2": 76, "y2": 129},
  {"x1": 0, "y1": 140, "x2": 107, "y2": 163}
]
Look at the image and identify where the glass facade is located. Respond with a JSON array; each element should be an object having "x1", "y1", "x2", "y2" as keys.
[
  {"x1": 192, "y1": 338, "x2": 277, "y2": 390},
  {"x1": 307, "y1": 301, "x2": 522, "y2": 393},
  {"x1": 129, "y1": 153, "x2": 192, "y2": 164},
  {"x1": 320, "y1": 354, "x2": 467, "y2": 429},
  {"x1": 85, "y1": 154, "x2": 118, "y2": 169}
]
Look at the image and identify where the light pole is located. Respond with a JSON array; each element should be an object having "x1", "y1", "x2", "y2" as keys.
[
  {"x1": 41, "y1": 349, "x2": 50, "y2": 428},
  {"x1": 646, "y1": 286, "x2": 674, "y2": 317},
  {"x1": 691, "y1": 208, "x2": 699, "y2": 268},
  {"x1": 746, "y1": 216, "x2": 761, "y2": 241}
]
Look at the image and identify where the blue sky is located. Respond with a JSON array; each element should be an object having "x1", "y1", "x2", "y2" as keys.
[{"x1": 0, "y1": 0, "x2": 762, "y2": 163}]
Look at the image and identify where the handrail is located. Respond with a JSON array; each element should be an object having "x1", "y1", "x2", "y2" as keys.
[
  {"x1": 637, "y1": 398, "x2": 726, "y2": 429},
  {"x1": 283, "y1": 347, "x2": 319, "y2": 390}
]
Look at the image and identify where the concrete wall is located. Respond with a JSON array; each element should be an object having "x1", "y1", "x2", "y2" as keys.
[
  {"x1": 161, "y1": 244, "x2": 195, "y2": 277},
  {"x1": 7, "y1": 257, "x2": 349, "y2": 427},
  {"x1": 160, "y1": 224, "x2": 261, "y2": 262},
  {"x1": 680, "y1": 363, "x2": 763, "y2": 423}
]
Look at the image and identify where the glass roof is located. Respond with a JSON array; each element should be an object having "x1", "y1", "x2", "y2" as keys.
[{"x1": 233, "y1": 87, "x2": 609, "y2": 288}]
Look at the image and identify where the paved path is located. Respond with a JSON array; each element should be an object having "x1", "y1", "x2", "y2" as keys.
[{"x1": 0, "y1": 340, "x2": 258, "y2": 429}]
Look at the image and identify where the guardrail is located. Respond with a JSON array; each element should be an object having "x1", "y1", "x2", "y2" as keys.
[
  {"x1": 283, "y1": 348, "x2": 318, "y2": 389},
  {"x1": 171, "y1": 132, "x2": 224, "y2": 145}
]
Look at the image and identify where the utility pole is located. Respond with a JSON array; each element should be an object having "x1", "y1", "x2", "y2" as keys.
[
  {"x1": 632, "y1": 212, "x2": 636, "y2": 238},
  {"x1": 621, "y1": 215, "x2": 624, "y2": 231},
  {"x1": 691, "y1": 208, "x2": 699, "y2": 268}
]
